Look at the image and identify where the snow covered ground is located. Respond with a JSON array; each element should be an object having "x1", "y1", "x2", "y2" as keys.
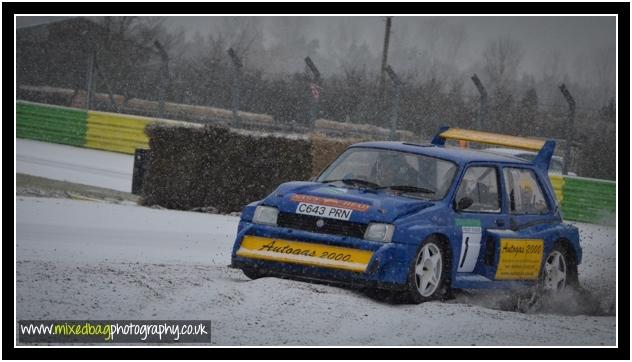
[
  {"x1": 16, "y1": 196, "x2": 617, "y2": 346},
  {"x1": 16, "y1": 139, "x2": 134, "y2": 192}
]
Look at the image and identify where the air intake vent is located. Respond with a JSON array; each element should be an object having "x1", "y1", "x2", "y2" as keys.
[{"x1": 277, "y1": 212, "x2": 367, "y2": 239}]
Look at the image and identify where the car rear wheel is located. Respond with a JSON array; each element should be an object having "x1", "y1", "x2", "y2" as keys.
[
  {"x1": 404, "y1": 238, "x2": 451, "y2": 304},
  {"x1": 513, "y1": 243, "x2": 580, "y2": 313},
  {"x1": 541, "y1": 243, "x2": 578, "y2": 294}
]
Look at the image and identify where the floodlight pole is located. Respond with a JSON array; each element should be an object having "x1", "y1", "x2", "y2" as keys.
[
  {"x1": 93, "y1": 59, "x2": 120, "y2": 113},
  {"x1": 85, "y1": 50, "x2": 96, "y2": 110},
  {"x1": 305, "y1": 56, "x2": 322, "y2": 130},
  {"x1": 228, "y1": 48, "x2": 243, "y2": 127},
  {"x1": 471, "y1": 73, "x2": 488, "y2": 130},
  {"x1": 385, "y1": 65, "x2": 401, "y2": 140},
  {"x1": 559, "y1": 83, "x2": 576, "y2": 175},
  {"x1": 154, "y1": 41, "x2": 169, "y2": 119},
  {"x1": 379, "y1": 17, "x2": 393, "y2": 103}
]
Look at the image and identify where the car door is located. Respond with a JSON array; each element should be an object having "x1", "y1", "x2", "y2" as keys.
[
  {"x1": 502, "y1": 166, "x2": 557, "y2": 230},
  {"x1": 481, "y1": 166, "x2": 558, "y2": 282},
  {"x1": 452, "y1": 164, "x2": 507, "y2": 275}
]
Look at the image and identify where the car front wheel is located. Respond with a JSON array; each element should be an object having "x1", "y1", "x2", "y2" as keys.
[
  {"x1": 241, "y1": 267, "x2": 265, "y2": 280},
  {"x1": 404, "y1": 238, "x2": 451, "y2": 304}
]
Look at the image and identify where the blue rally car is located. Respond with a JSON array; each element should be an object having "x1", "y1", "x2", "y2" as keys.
[{"x1": 230, "y1": 127, "x2": 581, "y2": 303}]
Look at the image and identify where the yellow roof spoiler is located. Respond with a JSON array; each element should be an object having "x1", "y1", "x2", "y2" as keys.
[{"x1": 431, "y1": 127, "x2": 545, "y2": 151}]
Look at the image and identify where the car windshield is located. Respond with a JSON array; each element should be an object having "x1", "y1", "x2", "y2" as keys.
[{"x1": 317, "y1": 147, "x2": 458, "y2": 200}]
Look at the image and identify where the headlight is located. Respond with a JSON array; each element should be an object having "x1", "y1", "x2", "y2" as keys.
[
  {"x1": 252, "y1": 206, "x2": 279, "y2": 226},
  {"x1": 364, "y1": 223, "x2": 395, "y2": 243}
]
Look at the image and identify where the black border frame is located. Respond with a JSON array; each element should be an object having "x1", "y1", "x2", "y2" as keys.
[{"x1": 4, "y1": 1, "x2": 629, "y2": 360}]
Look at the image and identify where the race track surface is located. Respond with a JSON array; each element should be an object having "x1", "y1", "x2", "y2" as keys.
[
  {"x1": 16, "y1": 197, "x2": 617, "y2": 346},
  {"x1": 16, "y1": 139, "x2": 134, "y2": 192}
]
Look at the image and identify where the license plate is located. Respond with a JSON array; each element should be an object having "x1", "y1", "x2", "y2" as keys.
[
  {"x1": 236, "y1": 236, "x2": 374, "y2": 272},
  {"x1": 296, "y1": 202, "x2": 352, "y2": 221}
]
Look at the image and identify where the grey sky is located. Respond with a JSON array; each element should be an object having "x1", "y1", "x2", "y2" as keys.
[
  {"x1": 160, "y1": 16, "x2": 615, "y2": 72},
  {"x1": 16, "y1": 15, "x2": 615, "y2": 80}
]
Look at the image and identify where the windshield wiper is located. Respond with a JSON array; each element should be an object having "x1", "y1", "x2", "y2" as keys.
[
  {"x1": 377, "y1": 185, "x2": 436, "y2": 194},
  {"x1": 321, "y1": 178, "x2": 380, "y2": 189}
]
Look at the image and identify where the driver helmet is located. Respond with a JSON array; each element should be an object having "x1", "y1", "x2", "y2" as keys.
[
  {"x1": 519, "y1": 177, "x2": 534, "y2": 203},
  {"x1": 376, "y1": 152, "x2": 404, "y2": 186}
]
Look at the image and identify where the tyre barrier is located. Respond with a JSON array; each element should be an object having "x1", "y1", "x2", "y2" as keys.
[{"x1": 17, "y1": 100, "x2": 152, "y2": 154}]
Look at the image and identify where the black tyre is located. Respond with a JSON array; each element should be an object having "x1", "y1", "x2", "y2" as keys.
[
  {"x1": 403, "y1": 238, "x2": 452, "y2": 304},
  {"x1": 241, "y1": 267, "x2": 266, "y2": 280},
  {"x1": 364, "y1": 288, "x2": 401, "y2": 304}
]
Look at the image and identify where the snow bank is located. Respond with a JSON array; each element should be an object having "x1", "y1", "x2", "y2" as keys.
[{"x1": 16, "y1": 139, "x2": 133, "y2": 192}]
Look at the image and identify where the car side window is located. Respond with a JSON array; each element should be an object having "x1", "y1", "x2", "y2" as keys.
[
  {"x1": 550, "y1": 159, "x2": 564, "y2": 174},
  {"x1": 503, "y1": 168, "x2": 551, "y2": 214},
  {"x1": 455, "y1": 166, "x2": 500, "y2": 213}
]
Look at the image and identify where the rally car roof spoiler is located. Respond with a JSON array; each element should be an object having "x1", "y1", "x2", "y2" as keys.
[{"x1": 430, "y1": 126, "x2": 556, "y2": 171}]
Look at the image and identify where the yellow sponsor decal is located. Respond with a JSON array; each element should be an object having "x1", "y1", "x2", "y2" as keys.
[
  {"x1": 236, "y1": 235, "x2": 374, "y2": 273},
  {"x1": 495, "y1": 239, "x2": 544, "y2": 280}
]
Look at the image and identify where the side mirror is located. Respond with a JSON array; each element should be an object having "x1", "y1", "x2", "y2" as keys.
[{"x1": 455, "y1": 197, "x2": 474, "y2": 211}]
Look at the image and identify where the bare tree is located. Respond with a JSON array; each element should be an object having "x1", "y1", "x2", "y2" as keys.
[
  {"x1": 212, "y1": 17, "x2": 264, "y2": 60},
  {"x1": 573, "y1": 45, "x2": 615, "y2": 107},
  {"x1": 482, "y1": 35, "x2": 524, "y2": 90},
  {"x1": 92, "y1": 16, "x2": 185, "y2": 103}
]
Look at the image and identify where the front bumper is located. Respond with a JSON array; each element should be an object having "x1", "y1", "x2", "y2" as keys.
[{"x1": 230, "y1": 221, "x2": 417, "y2": 290}]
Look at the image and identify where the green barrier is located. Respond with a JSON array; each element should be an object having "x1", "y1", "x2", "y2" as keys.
[
  {"x1": 17, "y1": 102, "x2": 87, "y2": 146},
  {"x1": 559, "y1": 176, "x2": 616, "y2": 224}
]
